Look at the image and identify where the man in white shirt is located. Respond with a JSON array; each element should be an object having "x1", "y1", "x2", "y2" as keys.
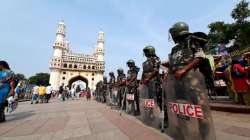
[
  {"x1": 70, "y1": 85, "x2": 76, "y2": 100},
  {"x1": 45, "y1": 84, "x2": 53, "y2": 103},
  {"x1": 31, "y1": 85, "x2": 39, "y2": 104}
]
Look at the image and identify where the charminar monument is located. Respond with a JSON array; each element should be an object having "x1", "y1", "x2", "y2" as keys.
[{"x1": 49, "y1": 21, "x2": 105, "y2": 90}]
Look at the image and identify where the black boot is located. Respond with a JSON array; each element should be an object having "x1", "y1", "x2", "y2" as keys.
[
  {"x1": 0, "y1": 105, "x2": 5, "y2": 122},
  {"x1": 0, "y1": 111, "x2": 3, "y2": 122}
]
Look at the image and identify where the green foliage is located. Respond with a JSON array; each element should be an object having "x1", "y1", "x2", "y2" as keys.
[
  {"x1": 15, "y1": 73, "x2": 26, "y2": 80},
  {"x1": 231, "y1": 0, "x2": 250, "y2": 24},
  {"x1": 208, "y1": 0, "x2": 250, "y2": 47},
  {"x1": 208, "y1": 22, "x2": 235, "y2": 44},
  {"x1": 28, "y1": 73, "x2": 50, "y2": 86},
  {"x1": 234, "y1": 22, "x2": 250, "y2": 47}
]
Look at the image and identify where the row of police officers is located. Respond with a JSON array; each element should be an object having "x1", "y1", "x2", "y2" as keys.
[{"x1": 95, "y1": 22, "x2": 216, "y2": 140}]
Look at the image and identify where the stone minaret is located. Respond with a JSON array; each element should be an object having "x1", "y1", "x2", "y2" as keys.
[
  {"x1": 94, "y1": 32, "x2": 105, "y2": 86},
  {"x1": 49, "y1": 21, "x2": 66, "y2": 90}
]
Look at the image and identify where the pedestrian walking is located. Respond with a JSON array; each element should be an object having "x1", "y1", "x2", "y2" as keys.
[
  {"x1": 63, "y1": 86, "x2": 69, "y2": 100},
  {"x1": 0, "y1": 61, "x2": 15, "y2": 122},
  {"x1": 231, "y1": 59, "x2": 249, "y2": 105},
  {"x1": 86, "y1": 87, "x2": 91, "y2": 101},
  {"x1": 75, "y1": 85, "x2": 81, "y2": 99},
  {"x1": 31, "y1": 85, "x2": 39, "y2": 104},
  {"x1": 70, "y1": 85, "x2": 76, "y2": 100},
  {"x1": 15, "y1": 82, "x2": 23, "y2": 99},
  {"x1": 38, "y1": 85, "x2": 46, "y2": 103},
  {"x1": 45, "y1": 84, "x2": 53, "y2": 103},
  {"x1": 58, "y1": 84, "x2": 64, "y2": 101}
]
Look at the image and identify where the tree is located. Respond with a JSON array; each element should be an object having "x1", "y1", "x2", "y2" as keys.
[
  {"x1": 28, "y1": 73, "x2": 50, "y2": 86},
  {"x1": 208, "y1": 0, "x2": 250, "y2": 47},
  {"x1": 15, "y1": 73, "x2": 26, "y2": 81},
  {"x1": 208, "y1": 22, "x2": 234, "y2": 44},
  {"x1": 233, "y1": 22, "x2": 250, "y2": 47},
  {"x1": 231, "y1": 0, "x2": 250, "y2": 46},
  {"x1": 231, "y1": 0, "x2": 250, "y2": 24}
]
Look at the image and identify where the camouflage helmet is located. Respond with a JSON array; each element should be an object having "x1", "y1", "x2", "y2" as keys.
[
  {"x1": 169, "y1": 22, "x2": 190, "y2": 41},
  {"x1": 103, "y1": 76, "x2": 107, "y2": 80},
  {"x1": 109, "y1": 72, "x2": 114, "y2": 76},
  {"x1": 127, "y1": 59, "x2": 135, "y2": 67},
  {"x1": 117, "y1": 68, "x2": 124, "y2": 74},
  {"x1": 143, "y1": 45, "x2": 155, "y2": 56}
]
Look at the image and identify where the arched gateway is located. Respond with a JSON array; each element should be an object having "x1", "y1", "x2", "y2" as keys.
[
  {"x1": 68, "y1": 76, "x2": 88, "y2": 89},
  {"x1": 49, "y1": 21, "x2": 105, "y2": 90}
]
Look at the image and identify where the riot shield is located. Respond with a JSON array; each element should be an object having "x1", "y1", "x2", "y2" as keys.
[
  {"x1": 110, "y1": 87, "x2": 119, "y2": 109},
  {"x1": 125, "y1": 87, "x2": 136, "y2": 115},
  {"x1": 163, "y1": 71, "x2": 216, "y2": 140},
  {"x1": 118, "y1": 86, "x2": 125, "y2": 108},
  {"x1": 101, "y1": 89, "x2": 107, "y2": 103},
  {"x1": 138, "y1": 82, "x2": 161, "y2": 129},
  {"x1": 106, "y1": 88, "x2": 112, "y2": 106},
  {"x1": 96, "y1": 89, "x2": 101, "y2": 102}
]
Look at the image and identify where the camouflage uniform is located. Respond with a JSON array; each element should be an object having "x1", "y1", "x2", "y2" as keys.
[
  {"x1": 108, "y1": 72, "x2": 116, "y2": 105},
  {"x1": 125, "y1": 60, "x2": 140, "y2": 115},
  {"x1": 139, "y1": 46, "x2": 162, "y2": 128},
  {"x1": 141, "y1": 46, "x2": 161, "y2": 99},
  {"x1": 95, "y1": 81, "x2": 101, "y2": 102},
  {"x1": 102, "y1": 76, "x2": 108, "y2": 103},
  {"x1": 164, "y1": 22, "x2": 215, "y2": 140},
  {"x1": 116, "y1": 68, "x2": 126, "y2": 108}
]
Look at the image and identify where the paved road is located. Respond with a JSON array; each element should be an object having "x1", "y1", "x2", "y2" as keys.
[
  {"x1": 0, "y1": 98, "x2": 249, "y2": 140},
  {"x1": 213, "y1": 111, "x2": 250, "y2": 140},
  {"x1": 0, "y1": 99, "x2": 170, "y2": 140}
]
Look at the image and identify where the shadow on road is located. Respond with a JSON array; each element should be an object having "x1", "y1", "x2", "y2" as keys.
[{"x1": 5, "y1": 111, "x2": 35, "y2": 122}]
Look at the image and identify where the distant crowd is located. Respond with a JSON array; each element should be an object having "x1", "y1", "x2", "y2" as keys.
[{"x1": 30, "y1": 83, "x2": 92, "y2": 104}]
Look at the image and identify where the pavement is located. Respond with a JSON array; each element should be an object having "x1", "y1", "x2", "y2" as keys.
[
  {"x1": 209, "y1": 99, "x2": 250, "y2": 113},
  {"x1": 213, "y1": 111, "x2": 250, "y2": 140},
  {"x1": 0, "y1": 98, "x2": 249, "y2": 140},
  {"x1": 0, "y1": 99, "x2": 170, "y2": 140}
]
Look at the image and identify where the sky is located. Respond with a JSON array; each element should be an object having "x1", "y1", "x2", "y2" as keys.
[{"x1": 0, "y1": 0, "x2": 243, "y2": 78}]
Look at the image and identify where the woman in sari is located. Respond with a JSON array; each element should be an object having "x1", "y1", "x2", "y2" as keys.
[
  {"x1": 231, "y1": 59, "x2": 249, "y2": 105},
  {"x1": 0, "y1": 61, "x2": 14, "y2": 122}
]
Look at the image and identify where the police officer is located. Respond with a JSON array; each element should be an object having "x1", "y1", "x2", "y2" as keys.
[
  {"x1": 102, "y1": 76, "x2": 108, "y2": 103},
  {"x1": 95, "y1": 82, "x2": 99, "y2": 101},
  {"x1": 96, "y1": 81, "x2": 103, "y2": 102},
  {"x1": 163, "y1": 22, "x2": 216, "y2": 140},
  {"x1": 141, "y1": 46, "x2": 161, "y2": 95},
  {"x1": 139, "y1": 45, "x2": 161, "y2": 128},
  {"x1": 108, "y1": 72, "x2": 116, "y2": 105},
  {"x1": 125, "y1": 60, "x2": 140, "y2": 115},
  {"x1": 116, "y1": 68, "x2": 126, "y2": 108}
]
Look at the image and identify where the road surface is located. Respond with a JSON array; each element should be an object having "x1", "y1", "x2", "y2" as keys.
[{"x1": 0, "y1": 98, "x2": 249, "y2": 140}]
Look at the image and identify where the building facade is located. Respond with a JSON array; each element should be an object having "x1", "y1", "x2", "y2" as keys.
[{"x1": 49, "y1": 21, "x2": 105, "y2": 90}]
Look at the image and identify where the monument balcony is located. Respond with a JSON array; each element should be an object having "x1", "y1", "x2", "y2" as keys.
[
  {"x1": 49, "y1": 65, "x2": 61, "y2": 69},
  {"x1": 56, "y1": 30, "x2": 65, "y2": 35},
  {"x1": 60, "y1": 67, "x2": 98, "y2": 72},
  {"x1": 53, "y1": 42, "x2": 65, "y2": 47},
  {"x1": 49, "y1": 61, "x2": 61, "y2": 67},
  {"x1": 50, "y1": 58, "x2": 62, "y2": 62}
]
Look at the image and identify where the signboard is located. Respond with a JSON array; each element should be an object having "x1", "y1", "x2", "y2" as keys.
[
  {"x1": 168, "y1": 102, "x2": 204, "y2": 119},
  {"x1": 113, "y1": 90, "x2": 118, "y2": 96},
  {"x1": 126, "y1": 94, "x2": 134, "y2": 100},
  {"x1": 144, "y1": 99, "x2": 155, "y2": 108}
]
